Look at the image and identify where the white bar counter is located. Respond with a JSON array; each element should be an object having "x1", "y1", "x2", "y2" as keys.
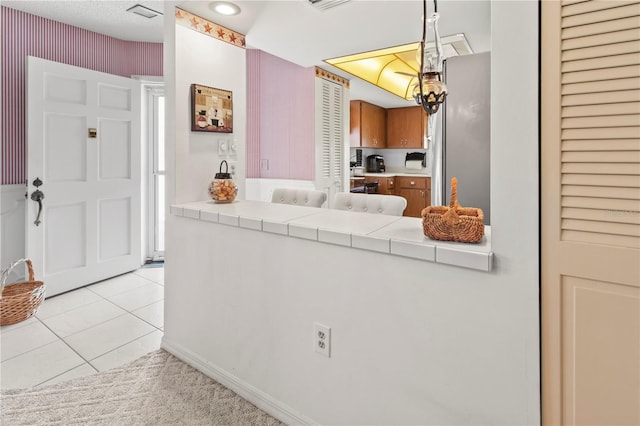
[{"x1": 170, "y1": 199, "x2": 493, "y2": 271}]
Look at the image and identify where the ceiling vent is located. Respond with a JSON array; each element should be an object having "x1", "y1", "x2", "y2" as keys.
[
  {"x1": 307, "y1": 0, "x2": 351, "y2": 11},
  {"x1": 126, "y1": 4, "x2": 163, "y2": 19}
]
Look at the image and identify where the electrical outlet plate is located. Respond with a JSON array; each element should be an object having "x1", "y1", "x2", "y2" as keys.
[{"x1": 314, "y1": 322, "x2": 331, "y2": 357}]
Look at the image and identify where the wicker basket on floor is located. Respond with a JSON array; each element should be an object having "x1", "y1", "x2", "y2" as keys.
[
  {"x1": 421, "y1": 177, "x2": 485, "y2": 243},
  {"x1": 0, "y1": 259, "x2": 45, "y2": 326}
]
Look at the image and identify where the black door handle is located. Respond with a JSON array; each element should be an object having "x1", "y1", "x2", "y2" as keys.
[{"x1": 31, "y1": 177, "x2": 44, "y2": 226}]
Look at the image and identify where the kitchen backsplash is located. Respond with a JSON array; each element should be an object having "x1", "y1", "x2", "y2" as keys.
[{"x1": 351, "y1": 148, "x2": 431, "y2": 174}]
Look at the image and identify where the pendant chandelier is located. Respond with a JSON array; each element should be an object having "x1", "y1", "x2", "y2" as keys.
[{"x1": 413, "y1": 0, "x2": 448, "y2": 115}]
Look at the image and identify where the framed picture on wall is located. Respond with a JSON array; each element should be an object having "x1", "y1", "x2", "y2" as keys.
[{"x1": 190, "y1": 84, "x2": 233, "y2": 133}]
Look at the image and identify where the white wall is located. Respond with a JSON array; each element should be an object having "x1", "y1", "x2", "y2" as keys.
[
  {"x1": 1, "y1": 185, "x2": 26, "y2": 279},
  {"x1": 489, "y1": 0, "x2": 540, "y2": 420},
  {"x1": 164, "y1": 1, "x2": 539, "y2": 424},
  {"x1": 164, "y1": 13, "x2": 246, "y2": 206}
]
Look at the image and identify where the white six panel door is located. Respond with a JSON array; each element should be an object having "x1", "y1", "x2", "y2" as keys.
[{"x1": 27, "y1": 56, "x2": 141, "y2": 297}]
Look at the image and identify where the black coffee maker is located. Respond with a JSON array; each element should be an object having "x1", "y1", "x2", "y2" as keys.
[{"x1": 366, "y1": 155, "x2": 385, "y2": 173}]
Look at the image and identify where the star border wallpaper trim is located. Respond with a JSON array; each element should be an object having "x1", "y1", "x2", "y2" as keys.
[
  {"x1": 315, "y1": 67, "x2": 350, "y2": 89},
  {"x1": 175, "y1": 8, "x2": 246, "y2": 49}
]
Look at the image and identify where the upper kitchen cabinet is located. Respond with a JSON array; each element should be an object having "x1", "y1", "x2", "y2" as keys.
[
  {"x1": 350, "y1": 100, "x2": 386, "y2": 148},
  {"x1": 386, "y1": 106, "x2": 427, "y2": 149}
]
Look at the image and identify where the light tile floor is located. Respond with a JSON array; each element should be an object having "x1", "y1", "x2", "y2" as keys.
[{"x1": 0, "y1": 265, "x2": 164, "y2": 390}]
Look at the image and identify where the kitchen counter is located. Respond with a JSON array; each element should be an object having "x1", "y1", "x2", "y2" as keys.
[
  {"x1": 170, "y1": 199, "x2": 492, "y2": 272},
  {"x1": 363, "y1": 172, "x2": 431, "y2": 177},
  {"x1": 350, "y1": 172, "x2": 431, "y2": 178}
]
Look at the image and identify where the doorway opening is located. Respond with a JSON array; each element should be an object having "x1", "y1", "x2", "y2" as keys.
[{"x1": 145, "y1": 85, "x2": 165, "y2": 261}]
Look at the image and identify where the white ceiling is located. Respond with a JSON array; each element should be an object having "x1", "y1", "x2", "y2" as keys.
[
  {"x1": 2, "y1": 0, "x2": 491, "y2": 108},
  {"x1": 2, "y1": 1, "x2": 165, "y2": 43}
]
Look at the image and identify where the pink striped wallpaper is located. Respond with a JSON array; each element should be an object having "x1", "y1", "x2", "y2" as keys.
[
  {"x1": 1, "y1": 6, "x2": 163, "y2": 185},
  {"x1": 246, "y1": 49, "x2": 261, "y2": 178},
  {"x1": 246, "y1": 49, "x2": 315, "y2": 180}
]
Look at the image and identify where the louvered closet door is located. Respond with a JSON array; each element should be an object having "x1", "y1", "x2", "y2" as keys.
[
  {"x1": 315, "y1": 78, "x2": 344, "y2": 207},
  {"x1": 541, "y1": 1, "x2": 640, "y2": 425}
]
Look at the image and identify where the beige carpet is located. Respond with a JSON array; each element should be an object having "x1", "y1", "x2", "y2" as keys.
[{"x1": 1, "y1": 349, "x2": 284, "y2": 426}]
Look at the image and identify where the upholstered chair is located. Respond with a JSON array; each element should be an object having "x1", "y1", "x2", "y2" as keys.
[
  {"x1": 332, "y1": 192, "x2": 407, "y2": 216},
  {"x1": 271, "y1": 188, "x2": 328, "y2": 208}
]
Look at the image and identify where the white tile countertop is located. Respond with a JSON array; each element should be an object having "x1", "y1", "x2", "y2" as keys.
[{"x1": 170, "y1": 200, "x2": 493, "y2": 272}]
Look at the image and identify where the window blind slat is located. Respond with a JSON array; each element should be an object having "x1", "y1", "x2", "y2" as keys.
[
  {"x1": 562, "y1": 89, "x2": 640, "y2": 106},
  {"x1": 562, "y1": 218, "x2": 640, "y2": 238},
  {"x1": 562, "y1": 196, "x2": 640, "y2": 211},
  {"x1": 562, "y1": 52, "x2": 640, "y2": 73},
  {"x1": 563, "y1": 64, "x2": 640, "y2": 83},
  {"x1": 563, "y1": 0, "x2": 639, "y2": 17},
  {"x1": 563, "y1": 102, "x2": 640, "y2": 117},
  {"x1": 562, "y1": 185, "x2": 640, "y2": 200},
  {"x1": 563, "y1": 16, "x2": 640, "y2": 38},
  {"x1": 562, "y1": 174, "x2": 640, "y2": 187},
  {"x1": 562, "y1": 126, "x2": 640, "y2": 139},
  {"x1": 562, "y1": 114, "x2": 640, "y2": 128},
  {"x1": 562, "y1": 3, "x2": 640, "y2": 28},
  {"x1": 562, "y1": 0, "x2": 589, "y2": 6},
  {"x1": 562, "y1": 139, "x2": 640, "y2": 151},
  {"x1": 561, "y1": 230, "x2": 639, "y2": 249},
  {"x1": 562, "y1": 28, "x2": 640, "y2": 50},
  {"x1": 562, "y1": 150, "x2": 640, "y2": 163},
  {"x1": 562, "y1": 77, "x2": 640, "y2": 95},
  {"x1": 562, "y1": 162, "x2": 640, "y2": 175},
  {"x1": 563, "y1": 207, "x2": 640, "y2": 225},
  {"x1": 563, "y1": 40, "x2": 640, "y2": 61}
]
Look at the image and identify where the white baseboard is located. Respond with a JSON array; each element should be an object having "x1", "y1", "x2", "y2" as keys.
[{"x1": 161, "y1": 337, "x2": 317, "y2": 426}]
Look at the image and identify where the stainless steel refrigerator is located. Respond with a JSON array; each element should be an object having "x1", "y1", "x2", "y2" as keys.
[{"x1": 433, "y1": 52, "x2": 491, "y2": 225}]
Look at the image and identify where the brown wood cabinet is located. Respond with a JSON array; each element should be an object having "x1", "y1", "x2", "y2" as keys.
[
  {"x1": 386, "y1": 106, "x2": 427, "y2": 149},
  {"x1": 363, "y1": 175, "x2": 395, "y2": 195},
  {"x1": 350, "y1": 177, "x2": 365, "y2": 191},
  {"x1": 350, "y1": 100, "x2": 386, "y2": 148},
  {"x1": 395, "y1": 176, "x2": 431, "y2": 217}
]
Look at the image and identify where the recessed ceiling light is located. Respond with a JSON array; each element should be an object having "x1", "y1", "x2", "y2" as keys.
[
  {"x1": 126, "y1": 4, "x2": 163, "y2": 19},
  {"x1": 209, "y1": 1, "x2": 241, "y2": 16}
]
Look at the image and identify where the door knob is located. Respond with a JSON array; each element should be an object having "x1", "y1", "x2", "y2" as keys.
[{"x1": 31, "y1": 177, "x2": 44, "y2": 226}]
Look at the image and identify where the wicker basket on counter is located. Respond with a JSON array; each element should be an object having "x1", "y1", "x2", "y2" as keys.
[
  {"x1": 0, "y1": 259, "x2": 45, "y2": 326},
  {"x1": 421, "y1": 177, "x2": 485, "y2": 243}
]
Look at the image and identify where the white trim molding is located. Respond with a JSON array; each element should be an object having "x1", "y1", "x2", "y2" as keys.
[{"x1": 161, "y1": 338, "x2": 317, "y2": 426}]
